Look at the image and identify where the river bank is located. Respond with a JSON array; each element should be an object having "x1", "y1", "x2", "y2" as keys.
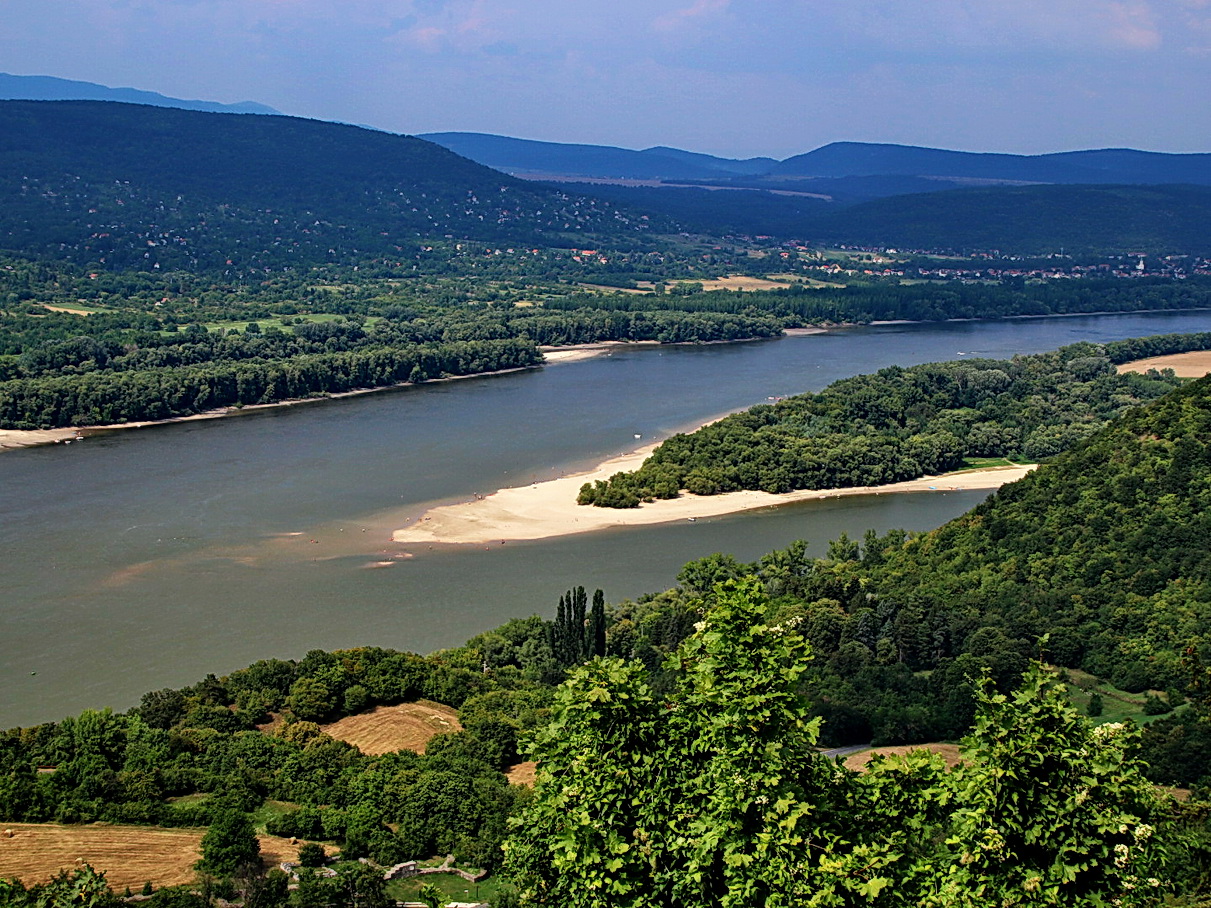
[
  {"x1": 392, "y1": 457, "x2": 1037, "y2": 546},
  {"x1": 0, "y1": 365, "x2": 540, "y2": 453}
]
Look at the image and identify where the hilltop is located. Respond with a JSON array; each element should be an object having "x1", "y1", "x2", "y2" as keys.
[{"x1": 0, "y1": 101, "x2": 645, "y2": 273}]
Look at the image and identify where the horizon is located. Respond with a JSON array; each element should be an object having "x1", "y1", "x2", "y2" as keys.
[
  {"x1": 3, "y1": 74, "x2": 1209, "y2": 163},
  {"x1": 2, "y1": 1, "x2": 1210, "y2": 159}
]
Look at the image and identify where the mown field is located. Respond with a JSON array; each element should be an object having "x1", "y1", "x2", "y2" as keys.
[
  {"x1": 320, "y1": 700, "x2": 462, "y2": 755},
  {"x1": 0, "y1": 824, "x2": 305, "y2": 891}
]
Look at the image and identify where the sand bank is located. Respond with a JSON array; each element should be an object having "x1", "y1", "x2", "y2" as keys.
[{"x1": 392, "y1": 457, "x2": 1037, "y2": 547}]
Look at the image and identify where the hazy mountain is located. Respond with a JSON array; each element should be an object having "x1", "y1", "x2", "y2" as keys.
[
  {"x1": 420, "y1": 132, "x2": 778, "y2": 181},
  {"x1": 0, "y1": 100, "x2": 641, "y2": 272},
  {"x1": 0, "y1": 72, "x2": 279, "y2": 115},
  {"x1": 425, "y1": 133, "x2": 1211, "y2": 194},
  {"x1": 807, "y1": 183, "x2": 1211, "y2": 254},
  {"x1": 776, "y1": 141, "x2": 1211, "y2": 186}
]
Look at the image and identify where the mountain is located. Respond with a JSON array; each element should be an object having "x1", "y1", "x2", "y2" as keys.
[
  {"x1": 776, "y1": 141, "x2": 1211, "y2": 185},
  {"x1": 424, "y1": 132, "x2": 1211, "y2": 194},
  {"x1": 806, "y1": 183, "x2": 1211, "y2": 254},
  {"x1": 0, "y1": 100, "x2": 642, "y2": 272},
  {"x1": 419, "y1": 132, "x2": 777, "y2": 181},
  {"x1": 0, "y1": 72, "x2": 279, "y2": 115}
]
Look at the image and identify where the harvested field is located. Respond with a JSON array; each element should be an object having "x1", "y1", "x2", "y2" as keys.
[
  {"x1": 505, "y1": 761, "x2": 538, "y2": 787},
  {"x1": 692, "y1": 275, "x2": 790, "y2": 292},
  {"x1": 843, "y1": 743, "x2": 963, "y2": 772},
  {"x1": 1117, "y1": 350, "x2": 1211, "y2": 378},
  {"x1": 0, "y1": 823, "x2": 307, "y2": 891},
  {"x1": 320, "y1": 701, "x2": 461, "y2": 755}
]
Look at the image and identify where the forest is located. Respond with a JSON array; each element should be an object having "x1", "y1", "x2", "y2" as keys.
[
  {"x1": 579, "y1": 331, "x2": 1211, "y2": 507},
  {"x1": 3, "y1": 362, "x2": 1211, "y2": 905}
]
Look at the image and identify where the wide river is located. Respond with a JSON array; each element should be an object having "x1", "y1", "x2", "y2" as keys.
[{"x1": 4, "y1": 310, "x2": 1211, "y2": 728}]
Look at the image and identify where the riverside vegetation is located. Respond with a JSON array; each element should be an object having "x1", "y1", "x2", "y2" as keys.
[
  {"x1": 5, "y1": 100, "x2": 1211, "y2": 430},
  {"x1": 5, "y1": 100, "x2": 1211, "y2": 905},
  {"x1": 578, "y1": 331, "x2": 1211, "y2": 506},
  {"x1": 3, "y1": 360, "x2": 1211, "y2": 906}
]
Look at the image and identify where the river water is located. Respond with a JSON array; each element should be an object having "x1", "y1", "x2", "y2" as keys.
[{"x1": 3, "y1": 310, "x2": 1210, "y2": 727}]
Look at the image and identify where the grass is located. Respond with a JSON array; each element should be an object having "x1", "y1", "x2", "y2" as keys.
[
  {"x1": 386, "y1": 871, "x2": 511, "y2": 904},
  {"x1": 1062, "y1": 667, "x2": 1183, "y2": 726},
  {"x1": 957, "y1": 456, "x2": 1027, "y2": 471},
  {"x1": 250, "y1": 800, "x2": 301, "y2": 835}
]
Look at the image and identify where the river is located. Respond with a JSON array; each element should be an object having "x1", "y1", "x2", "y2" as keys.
[{"x1": 3, "y1": 310, "x2": 1210, "y2": 728}]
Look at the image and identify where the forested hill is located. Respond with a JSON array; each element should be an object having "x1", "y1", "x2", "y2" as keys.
[
  {"x1": 804, "y1": 183, "x2": 1211, "y2": 255},
  {"x1": 0, "y1": 101, "x2": 646, "y2": 273},
  {"x1": 869, "y1": 370, "x2": 1211, "y2": 696}
]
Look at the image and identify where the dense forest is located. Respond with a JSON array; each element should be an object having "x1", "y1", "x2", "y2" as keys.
[
  {"x1": 4, "y1": 362, "x2": 1211, "y2": 904},
  {"x1": 580, "y1": 331, "x2": 1211, "y2": 506}
]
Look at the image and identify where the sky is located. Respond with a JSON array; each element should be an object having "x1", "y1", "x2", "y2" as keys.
[{"x1": 2, "y1": 0, "x2": 1210, "y2": 159}]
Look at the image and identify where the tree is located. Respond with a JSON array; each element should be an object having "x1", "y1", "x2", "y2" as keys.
[
  {"x1": 507, "y1": 581, "x2": 1178, "y2": 907},
  {"x1": 296, "y1": 842, "x2": 327, "y2": 868},
  {"x1": 197, "y1": 808, "x2": 261, "y2": 877}
]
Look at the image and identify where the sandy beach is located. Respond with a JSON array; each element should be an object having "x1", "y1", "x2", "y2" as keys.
[{"x1": 392, "y1": 452, "x2": 1037, "y2": 546}]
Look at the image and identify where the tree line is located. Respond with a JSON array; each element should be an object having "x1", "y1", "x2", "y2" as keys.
[{"x1": 579, "y1": 333, "x2": 1208, "y2": 507}]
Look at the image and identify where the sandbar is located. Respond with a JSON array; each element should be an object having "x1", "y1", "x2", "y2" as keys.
[{"x1": 392, "y1": 455, "x2": 1037, "y2": 546}]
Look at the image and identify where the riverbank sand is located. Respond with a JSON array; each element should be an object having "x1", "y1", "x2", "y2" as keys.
[{"x1": 392, "y1": 453, "x2": 1037, "y2": 546}]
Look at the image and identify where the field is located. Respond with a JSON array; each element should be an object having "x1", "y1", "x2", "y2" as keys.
[
  {"x1": 843, "y1": 743, "x2": 963, "y2": 772},
  {"x1": 386, "y1": 870, "x2": 510, "y2": 904},
  {"x1": 1118, "y1": 350, "x2": 1211, "y2": 378},
  {"x1": 0, "y1": 824, "x2": 305, "y2": 891},
  {"x1": 505, "y1": 761, "x2": 538, "y2": 787},
  {"x1": 320, "y1": 701, "x2": 462, "y2": 755}
]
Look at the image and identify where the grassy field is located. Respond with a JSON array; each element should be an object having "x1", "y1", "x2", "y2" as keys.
[
  {"x1": 320, "y1": 701, "x2": 462, "y2": 755},
  {"x1": 0, "y1": 824, "x2": 306, "y2": 891},
  {"x1": 959, "y1": 456, "x2": 1027, "y2": 470},
  {"x1": 386, "y1": 871, "x2": 511, "y2": 904},
  {"x1": 1063, "y1": 668, "x2": 1181, "y2": 726}
]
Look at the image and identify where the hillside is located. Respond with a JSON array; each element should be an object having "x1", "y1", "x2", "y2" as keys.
[
  {"x1": 0, "y1": 101, "x2": 643, "y2": 273},
  {"x1": 807, "y1": 183, "x2": 1211, "y2": 254},
  {"x1": 872, "y1": 371, "x2": 1211, "y2": 695},
  {"x1": 420, "y1": 131, "x2": 774, "y2": 180}
]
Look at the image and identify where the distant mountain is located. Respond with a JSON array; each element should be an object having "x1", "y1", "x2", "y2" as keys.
[
  {"x1": 420, "y1": 132, "x2": 777, "y2": 181},
  {"x1": 0, "y1": 73, "x2": 279, "y2": 115},
  {"x1": 0, "y1": 100, "x2": 641, "y2": 272},
  {"x1": 776, "y1": 141, "x2": 1211, "y2": 186},
  {"x1": 424, "y1": 133, "x2": 1211, "y2": 196},
  {"x1": 807, "y1": 183, "x2": 1211, "y2": 254}
]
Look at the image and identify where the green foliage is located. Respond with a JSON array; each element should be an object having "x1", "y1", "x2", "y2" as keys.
[
  {"x1": 582, "y1": 339, "x2": 1191, "y2": 506},
  {"x1": 295, "y1": 842, "x2": 327, "y2": 868},
  {"x1": 197, "y1": 808, "x2": 261, "y2": 877},
  {"x1": 508, "y1": 585, "x2": 1180, "y2": 905},
  {"x1": 0, "y1": 864, "x2": 118, "y2": 908}
]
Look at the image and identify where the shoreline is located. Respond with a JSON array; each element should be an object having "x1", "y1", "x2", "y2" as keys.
[
  {"x1": 391, "y1": 458, "x2": 1038, "y2": 547},
  {"x1": 0, "y1": 366, "x2": 538, "y2": 453}
]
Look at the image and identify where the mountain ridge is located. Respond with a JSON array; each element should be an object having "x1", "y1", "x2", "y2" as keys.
[{"x1": 0, "y1": 72, "x2": 278, "y2": 116}]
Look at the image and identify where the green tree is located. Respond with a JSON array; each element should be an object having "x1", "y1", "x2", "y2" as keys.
[{"x1": 197, "y1": 808, "x2": 261, "y2": 877}]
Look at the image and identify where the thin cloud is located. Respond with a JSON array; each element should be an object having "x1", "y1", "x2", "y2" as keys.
[{"x1": 653, "y1": 0, "x2": 730, "y2": 33}]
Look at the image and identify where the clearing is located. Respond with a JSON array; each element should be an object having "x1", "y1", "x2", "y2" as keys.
[
  {"x1": 1117, "y1": 350, "x2": 1211, "y2": 378},
  {"x1": 0, "y1": 824, "x2": 304, "y2": 891},
  {"x1": 504, "y1": 761, "x2": 538, "y2": 787},
  {"x1": 843, "y1": 743, "x2": 963, "y2": 772},
  {"x1": 320, "y1": 701, "x2": 462, "y2": 755}
]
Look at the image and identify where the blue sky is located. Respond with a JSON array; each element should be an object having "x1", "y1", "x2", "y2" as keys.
[{"x1": 2, "y1": 0, "x2": 1209, "y2": 158}]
